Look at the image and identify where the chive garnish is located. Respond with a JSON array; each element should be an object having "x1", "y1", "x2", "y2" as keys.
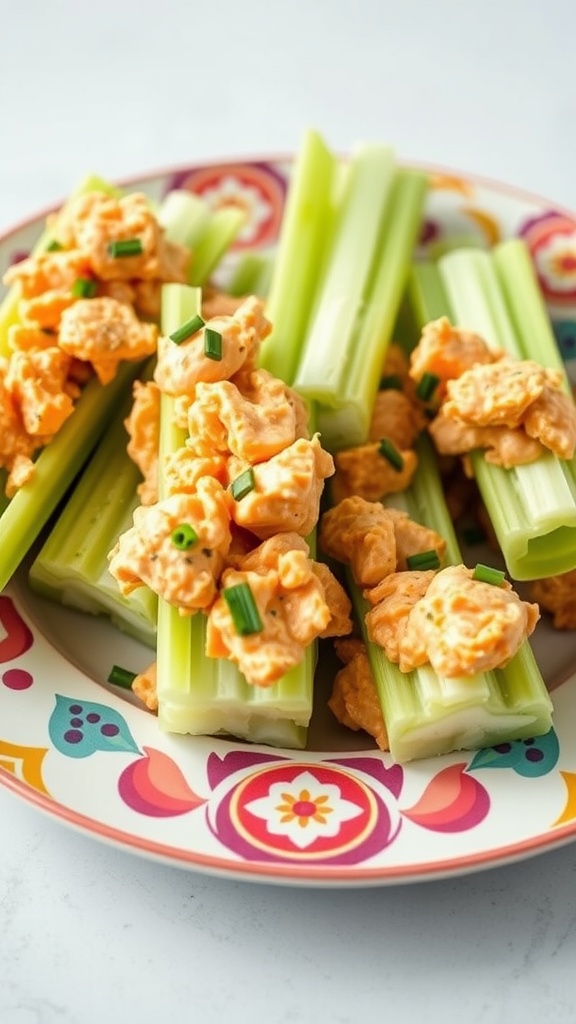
[
  {"x1": 230, "y1": 468, "x2": 255, "y2": 501},
  {"x1": 223, "y1": 582, "x2": 263, "y2": 636},
  {"x1": 378, "y1": 438, "x2": 404, "y2": 471},
  {"x1": 171, "y1": 523, "x2": 198, "y2": 550},
  {"x1": 107, "y1": 664, "x2": 137, "y2": 689},
  {"x1": 472, "y1": 563, "x2": 506, "y2": 586},
  {"x1": 406, "y1": 549, "x2": 441, "y2": 571},
  {"x1": 107, "y1": 238, "x2": 143, "y2": 258},
  {"x1": 379, "y1": 374, "x2": 403, "y2": 391},
  {"x1": 45, "y1": 239, "x2": 63, "y2": 252},
  {"x1": 169, "y1": 314, "x2": 205, "y2": 345},
  {"x1": 204, "y1": 327, "x2": 223, "y2": 361},
  {"x1": 416, "y1": 372, "x2": 440, "y2": 402},
  {"x1": 71, "y1": 277, "x2": 97, "y2": 299}
]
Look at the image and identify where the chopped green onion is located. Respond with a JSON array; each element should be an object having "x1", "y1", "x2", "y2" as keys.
[
  {"x1": 223, "y1": 582, "x2": 264, "y2": 636},
  {"x1": 171, "y1": 523, "x2": 198, "y2": 550},
  {"x1": 169, "y1": 314, "x2": 205, "y2": 345},
  {"x1": 472, "y1": 563, "x2": 506, "y2": 586},
  {"x1": 107, "y1": 664, "x2": 137, "y2": 689},
  {"x1": 71, "y1": 277, "x2": 97, "y2": 298},
  {"x1": 406, "y1": 549, "x2": 441, "y2": 571},
  {"x1": 379, "y1": 374, "x2": 403, "y2": 390},
  {"x1": 231, "y1": 468, "x2": 255, "y2": 501},
  {"x1": 416, "y1": 371, "x2": 440, "y2": 402},
  {"x1": 204, "y1": 327, "x2": 223, "y2": 361},
  {"x1": 45, "y1": 239, "x2": 63, "y2": 252},
  {"x1": 378, "y1": 437, "x2": 404, "y2": 471},
  {"x1": 107, "y1": 238, "x2": 143, "y2": 258}
]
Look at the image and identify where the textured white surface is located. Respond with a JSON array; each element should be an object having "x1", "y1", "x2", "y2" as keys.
[{"x1": 1, "y1": 0, "x2": 576, "y2": 1020}]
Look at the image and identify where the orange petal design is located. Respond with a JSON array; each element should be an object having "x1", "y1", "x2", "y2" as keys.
[
  {"x1": 401, "y1": 762, "x2": 490, "y2": 833},
  {"x1": 0, "y1": 739, "x2": 51, "y2": 796},
  {"x1": 118, "y1": 746, "x2": 206, "y2": 817},
  {"x1": 428, "y1": 173, "x2": 474, "y2": 197},
  {"x1": 552, "y1": 771, "x2": 576, "y2": 827},
  {"x1": 461, "y1": 206, "x2": 501, "y2": 245}
]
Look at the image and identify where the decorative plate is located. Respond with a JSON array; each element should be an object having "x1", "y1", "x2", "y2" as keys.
[{"x1": 1, "y1": 156, "x2": 576, "y2": 886}]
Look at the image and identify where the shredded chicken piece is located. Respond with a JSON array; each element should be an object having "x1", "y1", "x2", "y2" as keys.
[
  {"x1": 52, "y1": 191, "x2": 189, "y2": 282},
  {"x1": 365, "y1": 570, "x2": 436, "y2": 662},
  {"x1": 398, "y1": 564, "x2": 539, "y2": 676},
  {"x1": 187, "y1": 368, "x2": 308, "y2": 462},
  {"x1": 229, "y1": 434, "x2": 334, "y2": 539},
  {"x1": 331, "y1": 442, "x2": 418, "y2": 504},
  {"x1": 367, "y1": 388, "x2": 426, "y2": 448},
  {"x1": 409, "y1": 316, "x2": 498, "y2": 390},
  {"x1": 529, "y1": 570, "x2": 576, "y2": 630},
  {"x1": 154, "y1": 296, "x2": 271, "y2": 396},
  {"x1": 131, "y1": 662, "x2": 158, "y2": 712},
  {"x1": 59, "y1": 296, "x2": 158, "y2": 383},
  {"x1": 443, "y1": 357, "x2": 563, "y2": 429},
  {"x1": 329, "y1": 639, "x2": 388, "y2": 750},
  {"x1": 319, "y1": 496, "x2": 397, "y2": 587},
  {"x1": 429, "y1": 408, "x2": 546, "y2": 467},
  {"x1": 124, "y1": 380, "x2": 161, "y2": 505},
  {"x1": 206, "y1": 533, "x2": 347, "y2": 686},
  {"x1": 163, "y1": 449, "x2": 229, "y2": 496},
  {"x1": 107, "y1": 477, "x2": 232, "y2": 613},
  {"x1": 5, "y1": 347, "x2": 74, "y2": 436}
]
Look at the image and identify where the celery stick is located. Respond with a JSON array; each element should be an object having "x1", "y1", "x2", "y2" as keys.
[
  {"x1": 260, "y1": 129, "x2": 338, "y2": 385},
  {"x1": 158, "y1": 613, "x2": 310, "y2": 749},
  {"x1": 348, "y1": 438, "x2": 553, "y2": 762},
  {"x1": 315, "y1": 169, "x2": 427, "y2": 449},
  {"x1": 187, "y1": 208, "x2": 246, "y2": 286},
  {"x1": 0, "y1": 360, "x2": 139, "y2": 592},
  {"x1": 436, "y1": 248, "x2": 576, "y2": 580},
  {"x1": 228, "y1": 251, "x2": 273, "y2": 298},
  {"x1": 293, "y1": 143, "x2": 396, "y2": 407},
  {"x1": 157, "y1": 189, "x2": 211, "y2": 248},
  {"x1": 493, "y1": 237, "x2": 569, "y2": 382},
  {"x1": 28, "y1": 386, "x2": 157, "y2": 647}
]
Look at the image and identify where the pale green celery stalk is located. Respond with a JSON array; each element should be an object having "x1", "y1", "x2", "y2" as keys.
[
  {"x1": 314, "y1": 169, "x2": 428, "y2": 450},
  {"x1": 187, "y1": 208, "x2": 246, "y2": 287},
  {"x1": 493, "y1": 238, "x2": 568, "y2": 381},
  {"x1": 437, "y1": 247, "x2": 576, "y2": 580},
  {"x1": 349, "y1": 435, "x2": 553, "y2": 762},
  {"x1": 28, "y1": 379, "x2": 157, "y2": 647},
  {"x1": 157, "y1": 190, "x2": 212, "y2": 248},
  {"x1": 155, "y1": 284, "x2": 311, "y2": 748},
  {"x1": 228, "y1": 252, "x2": 274, "y2": 298},
  {"x1": 292, "y1": 143, "x2": 396, "y2": 410},
  {"x1": 0, "y1": 361, "x2": 139, "y2": 593},
  {"x1": 259, "y1": 129, "x2": 338, "y2": 385},
  {"x1": 0, "y1": 174, "x2": 122, "y2": 352}
]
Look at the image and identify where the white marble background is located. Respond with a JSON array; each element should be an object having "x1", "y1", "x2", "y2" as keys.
[{"x1": 1, "y1": 0, "x2": 576, "y2": 1021}]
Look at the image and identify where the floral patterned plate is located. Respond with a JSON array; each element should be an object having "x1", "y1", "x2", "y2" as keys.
[{"x1": 1, "y1": 156, "x2": 576, "y2": 886}]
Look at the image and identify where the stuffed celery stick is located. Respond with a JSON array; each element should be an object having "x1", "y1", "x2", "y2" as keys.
[
  {"x1": 413, "y1": 247, "x2": 576, "y2": 580},
  {"x1": 28, "y1": 383, "x2": 158, "y2": 647},
  {"x1": 26, "y1": 187, "x2": 249, "y2": 626},
  {"x1": 343, "y1": 437, "x2": 553, "y2": 762},
  {"x1": 153, "y1": 284, "x2": 314, "y2": 748}
]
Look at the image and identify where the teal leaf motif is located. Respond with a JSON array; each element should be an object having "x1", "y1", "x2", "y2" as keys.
[
  {"x1": 467, "y1": 729, "x2": 559, "y2": 778},
  {"x1": 49, "y1": 694, "x2": 140, "y2": 759}
]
